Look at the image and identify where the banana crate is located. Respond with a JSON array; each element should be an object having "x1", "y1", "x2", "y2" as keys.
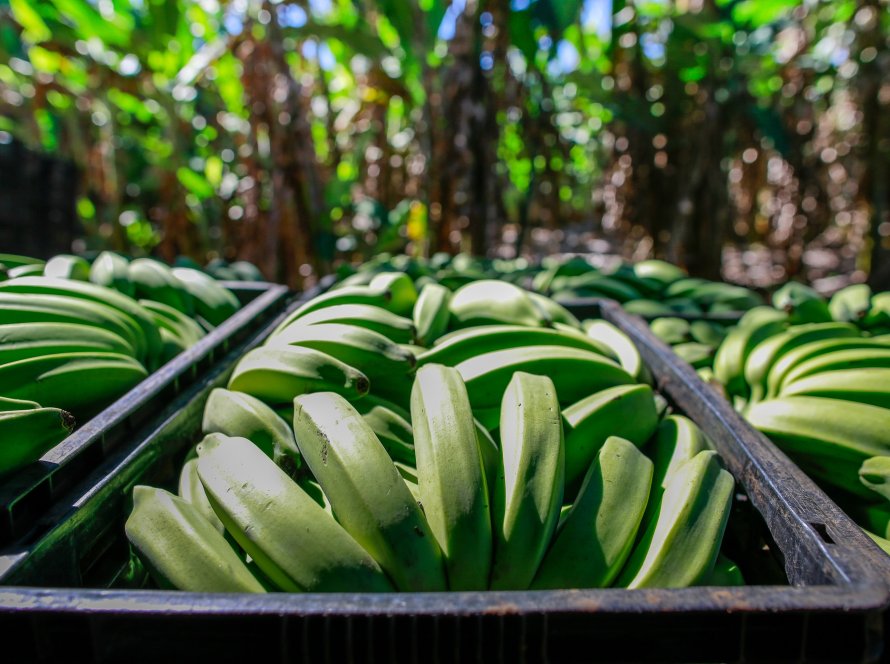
[
  {"x1": 0, "y1": 298, "x2": 888, "y2": 664},
  {"x1": 0, "y1": 279, "x2": 303, "y2": 548}
]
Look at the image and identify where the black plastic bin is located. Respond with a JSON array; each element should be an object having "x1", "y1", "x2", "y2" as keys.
[
  {"x1": 0, "y1": 281, "x2": 293, "y2": 548},
  {"x1": 1, "y1": 296, "x2": 888, "y2": 663}
]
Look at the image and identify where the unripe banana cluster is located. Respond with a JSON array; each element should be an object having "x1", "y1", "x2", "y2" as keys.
[
  {"x1": 708, "y1": 281, "x2": 890, "y2": 554},
  {"x1": 126, "y1": 272, "x2": 739, "y2": 593},
  {"x1": 0, "y1": 252, "x2": 241, "y2": 478}
]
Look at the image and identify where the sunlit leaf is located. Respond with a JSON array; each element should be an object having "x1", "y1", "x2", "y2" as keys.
[
  {"x1": 177, "y1": 167, "x2": 214, "y2": 200},
  {"x1": 10, "y1": 0, "x2": 52, "y2": 42}
]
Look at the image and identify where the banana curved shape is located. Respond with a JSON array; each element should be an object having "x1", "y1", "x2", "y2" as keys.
[
  {"x1": 283, "y1": 278, "x2": 413, "y2": 328},
  {"x1": 0, "y1": 351, "x2": 148, "y2": 416},
  {"x1": 0, "y1": 396, "x2": 40, "y2": 412},
  {"x1": 368, "y1": 271, "x2": 418, "y2": 316},
  {"x1": 227, "y1": 345, "x2": 369, "y2": 405},
  {"x1": 417, "y1": 324, "x2": 617, "y2": 368},
  {"x1": 449, "y1": 280, "x2": 547, "y2": 329},
  {"x1": 353, "y1": 396, "x2": 416, "y2": 466},
  {"x1": 0, "y1": 277, "x2": 161, "y2": 364},
  {"x1": 0, "y1": 406, "x2": 75, "y2": 477},
  {"x1": 583, "y1": 320, "x2": 646, "y2": 381},
  {"x1": 859, "y1": 456, "x2": 890, "y2": 502},
  {"x1": 650, "y1": 318, "x2": 691, "y2": 345},
  {"x1": 292, "y1": 392, "x2": 446, "y2": 591},
  {"x1": 746, "y1": 397, "x2": 890, "y2": 499},
  {"x1": 139, "y1": 299, "x2": 206, "y2": 346},
  {"x1": 178, "y1": 457, "x2": 225, "y2": 534},
  {"x1": 634, "y1": 259, "x2": 686, "y2": 286},
  {"x1": 474, "y1": 418, "x2": 500, "y2": 499},
  {"x1": 268, "y1": 322, "x2": 414, "y2": 376},
  {"x1": 713, "y1": 306, "x2": 787, "y2": 397},
  {"x1": 829, "y1": 283, "x2": 872, "y2": 323},
  {"x1": 44, "y1": 254, "x2": 91, "y2": 281},
  {"x1": 531, "y1": 436, "x2": 652, "y2": 589},
  {"x1": 0, "y1": 322, "x2": 136, "y2": 365},
  {"x1": 490, "y1": 372, "x2": 564, "y2": 590},
  {"x1": 673, "y1": 342, "x2": 715, "y2": 369},
  {"x1": 281, "y1": 303, "x2": 416, "y2": 344},
  {"x1": 864, "y1": 529, "x2": 890, "y2": 556},
  {"x1": 202, "y1": 388, "x2": 300, "y2": 467},
  {"x1": 410, "y1": 364, "x2": 492, "y2": 590},
  {"x1": 863, "y1": 292, "x2": 890, "y2": 330},
  {"x1": 0, "y1": 292, "x2": 147, "y2": 362},
  {"x1": 780, "y1": 368, "x2": 890, "y2": 409},
  {"x1": 413, "y1": 282, "x2": 452, "y2": 347},
  {"x1": 89, "y1": 251, "x2": 134, "y2": 297},
  {"x1": 562, "y1": 384, "x2": 659, "y2": 499},
  {"x1": 618, "y1": 450, "x2": 734, "y2": 588},
  {"x1": 778, "y1": 348, "x2": 890, "y2": 392},
  {"x1": 128, "y1": 258, "x2": 194, "y2": 315},
  {"x1": 743, "y1": 322, "x2": 860, "y2": 402},
  {"x1": 196, "y1": 433, "x2": 393, "y2": 592},
  {"x1": 764, "y1": 337, "x2": 885, "y2": 398},
  {"x1": 528, "y1": 292, "x2": 582, "y2": 328},
  {"x1": 551, "y1": 273, "x2": 643, "y2": 303},
  {"x1": 457, "y1": 345, "x2": 633, "y2": 410},
  {"x1": 125, "y1": 485, "x2": 266, "y2": 593},
  {"x1": 772, "y1": 282, "x2": 833, "y2": 324},
  {"x1": 6, "y1": 264, "x2": 43, "y2": 278},
  {"x1": 171, "y1": 267, "x2": 241, "y2": 327}
]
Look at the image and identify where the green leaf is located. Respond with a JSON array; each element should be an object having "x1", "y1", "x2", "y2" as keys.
[
  {"x1": 176, "y1": 167, "x2": 214, "y2": 200},
  {"x1": 10, "y1": 0, "x2": 52, "y2": 42}
]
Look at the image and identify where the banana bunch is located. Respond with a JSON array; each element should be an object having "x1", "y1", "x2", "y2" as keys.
[
  {"x1": 649, "y1": 316, "x2": 729, "y2": 371},
  {"x1": 127, "y1": 363, "x2": 737, "y2": 593},
  {"x1": 0, "y1": 252, "x2": 243, "y2": 478},
  {"x1": 126, "y1": 273, "x2": 740, "y2": 593},
  {"x1": 708, "y1": 282, "x2": 890, "y2": 553}
]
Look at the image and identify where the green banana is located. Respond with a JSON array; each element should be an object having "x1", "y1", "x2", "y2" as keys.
[
  {"x1": 583, "y1": 320, "x2": 646, "y2": 381},
  {"x1": 562, "y1": 384, "x2": 659, "y2": 499},
  {"x1": 864, "y1": 530, "x2": 890, "y2": 556},
  {"x1": 0, "y1": 253, "x2": 43, "y2": 269},
  {"x1": 633, "y1": 259, "x2": 686, "y2": 286},
  {"x1": 413, "y1": 282, "x2": 452, "y2": 346},
  {"x1": 712, "y1": 306, "x2": 788, "y2": 397},
  {"x1": 650, "y1": 318, "x2": 691, "y2": 345},
  {"x1": 777, "y1": 348, "x2": 890, "y2": 392},
  {"x1": 859, "y1": 456, "x2": 890, "y2": 501},
  {"x1": 202, "y1": 388, "x2": 300, "y2": 468},
  {"x1": 551, "y1": 274, "x2": 642, "y2": 303},
  {"x1": 0, "y1": 406, "x2": 76, "y2": 477},
  {"x1": 171, "y1": 267, "x2": 241, "y2": 326},
  {"x1": 743, "y1": 322, "x2": 860, "y2": 402},
  {"x1": 178, "y1": 457, "x2": 224, "y2": 533},
  {"x1": 780, "y1": 368, "x2": 890, "y2": 408},
  {"x1": 528, "y1": 292, "x2": 582, "y2": 329},
  {"x1": 6, "y1": 264, "x2": 43, "y2": 278},
  {"x1": 746, "y1": 397, "x2": 890, "y2": 499},
  {"x1": 673, "y1": 342, "x2": 715, "y2": 369},
  {"x1": 266, "y1": 323, "x2": 415, "y2": 401},
  {"x1": 292, "y1": 392, "x2": 446, "y2": 591},
  {"x1": 474, "y1": 417, "x2": 500, "y2": 497},
  {"x1": 128, "y1": 258, "x2": 194, "y2": 315},
  {"x1": 196, "y1": 433, "x2": 393, "y2": 592},
  {"x1": 531, "y1": 436, "x2": 653, "y2": 589},
  {"x1": 89, "y1": 251, "x2": 134, "y2": 297},
  {"x1": 829, "y1": 284, "x2": 872, "y2": 323},
  {"x1": 0, "y1": 396, "x2": 40, "y2": 411},
  {"x1": 43, "y1": 254, "x2": 91, "y2": 281},
  {"x1": 280, "y1": 303, "x2": 416, "y2": 344},
  {"x1": 618, "y1": 450, "x2": 734, "y2": 588},
  {"x1": 417, "y1": 324, "x2": 617, "y2": 368},
  {"x1": 125, "y1": 485, "x2": 265, "y2": 593},
  {"x1": 490, "y1": 372, "x2": 564, "y2": 590},
  {"x1": 622, "y1": 299, "x2": 676, "y2": 318},
  {"x1": 0, "y1": 322, "x2": 136, "y2": 365},
  {"x1": 278, "y1": 285, "x2": 403, "y2": 329},
  {"x1": 353, "y1": 396, "x2": 416, "y2": 466},
  {"x1": 410, "y1": 364, "x2": 491, "y2": 590},
  {"x1": 139, "y1": 299, "x2": 207, "y2": 346},
  {"x1": 772, "y1": 282, "x2": 832, "y2": 324},
  {"x1": 0, "y1": 352, "x2": 148, "y2": 416},
  {"x1": 689, "y1": 320, "x2": 727, "y2": 347},
  {"x1": 764, "y1": 337, "x2": 886, "y2": 398},
  {"x1": 705, "y1": 553, "x2": 745, "y2": 586},
  {"x1": 0, "y1": 277, "x2": 161, "y2": 365},
  {"x1": 863, "y1": 292, "x2": 890, "y2": 330},
  {"x1": 448, "y1": 280, "x2": 548, "y2": 329},
  {"x1": 457, "y1": 345, "x2": 633, "y2": 410},
  {"x1": 0, "y1": 291, "x2": 147, "y2": 362},
  {"x1": 367, "y1": 271, "x2": 418, "y2": 316},
  {"x1": 227, "y1": 346, "x2": 370, "y2": 405}
]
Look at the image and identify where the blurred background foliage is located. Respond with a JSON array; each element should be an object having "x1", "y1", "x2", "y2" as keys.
[{"x1": 0, "y1": 0, "x2": 888, "y2": 290}]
